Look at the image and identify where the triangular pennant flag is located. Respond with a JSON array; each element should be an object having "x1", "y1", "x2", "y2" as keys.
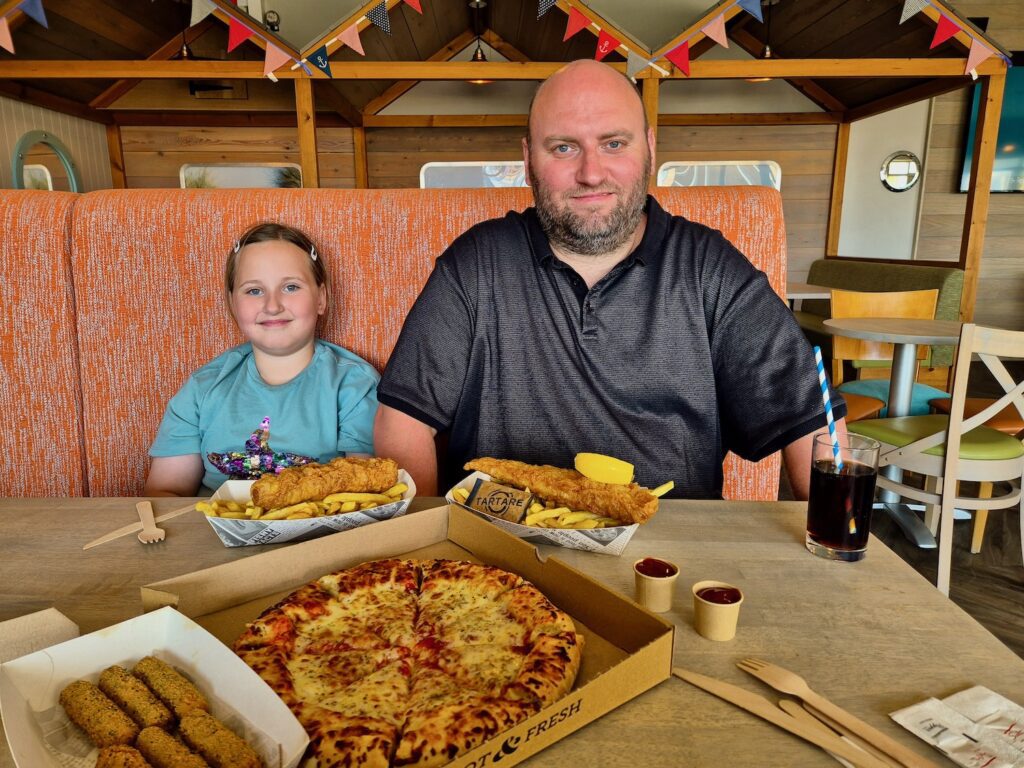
[
  {"x1": 737, "y1": 0, "x2": 763, "y2": 24},
  {"x1": 537, "y1": 0, "x2": 555, "y2": 19},
  {"x1": 403, "y1": 0, "x2": 422, "y2": 13},
  {"x1": 563, "y1": 7, "x2": 590, "y2": 42},
  {"x1": 339, "y1": 24, "x2": 365, "y2": 55},
  {"x1": 665, "y1": 40, "x2": 690, "y2": 77},
  {"x1": 227, "y1": 19, "x2": 254, "y2": 52},
  {"x1": 626, "y1": 50, "x2": 648, "y2": 79},
  {"x1": 701, "y1": 13, "x2": 729, "y2": 48},
  {"x1": 964, "y1": 37, "x2": 994, "y2": 75},
  {"x1": 263, "y1": 43, "x2": 291, "y2": 77},
  {"x1": 190, "y1": 0, "x2": 216, "y2": 26},
  {"x1": 18, "y1": 0, "x2": 47, "y2": 28},
  {"x1": 930, "y1": 15, "x2": 960, "y2": 49},
  {"x1": 899, "y1": 0, "x2": 928, "y2": 24},
  {"x1": 0, "y1": 18, "x2": 13, "y2": 54},
  {"x1": 309, "y1": 43, "x2": 332, "y2": 78},
  {"x1": 594, "y1": 29, "x2": 620, "y2": 61},
  {"x1": 367, "y1": 1, "x2": 391, "y2": 35}
]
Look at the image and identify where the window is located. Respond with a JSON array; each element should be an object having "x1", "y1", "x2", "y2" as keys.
[
  {"x1": 179, "y1": 163, "x2": 302, "y2": 189},
  {"x1": 420, "y1": 161, "x2": 527, "y2": 189},
  {"x1": 22, "y1": 164, "x2": 53, "y2": 191},
  {"x1": 657, "y1": 161, "x2": 781, "y2": 190}
]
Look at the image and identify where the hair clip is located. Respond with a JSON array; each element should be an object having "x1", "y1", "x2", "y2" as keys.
[
  {"x1": 310, "y1": 246, "x2": 318, "y2": 262},
  {"x1": 233, "y1": 240, "x2": 241, "y2": 254}
]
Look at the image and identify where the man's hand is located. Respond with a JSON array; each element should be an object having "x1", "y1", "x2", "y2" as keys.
[
  {"x1": 374, "y1": 406, "x2": 439, "y2": 496},
  {"x1": 783, "y1": 418, "x2": 848, "y2": 501}
]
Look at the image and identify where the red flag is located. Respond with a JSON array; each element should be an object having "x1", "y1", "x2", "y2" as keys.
[
  {"x1": 930, "y1": 15, "x2": 959, "y2": 49},
  {"x1": 665, "y1": 41, "x2": 690, "y2": 77},
  {"x1": 227, "y1": 18, "x2": 254, "y2": 52},
  {"x1": 339, "y1": 24, "x2": 365, "y2": 56},
  {"x1": 563, "y1": 7, "x2": 590, "y2": 42},
  {"x1": 964, "y1": 38, "x2": 994, "y2": 75},
  {"x1": 0, "y1": 18, "x2": 13, "y2": 54},
  {"x1": 403, "y1": 0, "x2": 423, "y2": 13},
  {"x1": 594, "y1": 30, "x2": 620, "y2": 61}
]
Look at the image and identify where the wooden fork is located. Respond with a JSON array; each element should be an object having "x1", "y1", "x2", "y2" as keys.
[
  {"x1": 136, "y1": 501, "x2": 166, "y2": 544},
  {"x1": 736, "y1": 658, "x2": 939, "y2": 768}
]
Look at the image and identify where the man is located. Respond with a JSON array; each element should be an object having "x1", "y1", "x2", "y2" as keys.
[{"x1": 375, "y1": 59, "x2": 845, "y2": 499}]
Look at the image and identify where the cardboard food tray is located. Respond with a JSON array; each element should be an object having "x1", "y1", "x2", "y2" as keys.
[
  {"x1": 141, "y1": 505, "x2": 674, "y2": 768},
  {"x1": 446, "y1": 471, "x2": 639, "y2": 556},
  {"x1": 207, "y1": 469, "x2": 416, "y2": 547},
  {"x1": 0, "y1": 606, "x2": 308, "y2": 768}
]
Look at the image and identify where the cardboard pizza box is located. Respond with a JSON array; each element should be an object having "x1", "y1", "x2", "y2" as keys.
[
  {"x1": 141, "y1": 505, "x2": 674, "y2": 768},
  {"x1": 0, "y1": 607, "x2": 308, "y2": 768}
]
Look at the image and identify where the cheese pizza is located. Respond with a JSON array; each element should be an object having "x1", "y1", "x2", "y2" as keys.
[{"x1": 233, "y1": 559, "x2": 583, "y2": 768}]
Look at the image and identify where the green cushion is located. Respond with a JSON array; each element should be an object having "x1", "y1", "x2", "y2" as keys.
[
  {"x1": 850, "y1": 415, "x2": 1024, "y2": 460},
  {"x1": 839, "y1": 379, "x2": 949, "y2": 417}
]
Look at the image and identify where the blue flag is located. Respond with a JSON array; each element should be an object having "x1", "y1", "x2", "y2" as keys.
[
  {"x1": 19, "y1": 0, "x2": 48, "y2": 28},
  {"x1": 737, "y1": 0, "x2": 763, "y2": 23},
  {"x1": 309, "y1": 44, "x2": 332, "y2": 78}
]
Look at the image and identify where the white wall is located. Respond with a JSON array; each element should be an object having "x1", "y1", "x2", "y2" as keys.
[
  {"x1": 838, "y1": 100, "x2": 931, "y2": 260},
  {"x1": 0, "y1": 96, "x2": 112, "y2": 191}
]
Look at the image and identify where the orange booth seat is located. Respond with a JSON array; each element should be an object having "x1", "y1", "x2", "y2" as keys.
[{"x1": 1, "y1": 186, "x2": 788, "y2": 500}]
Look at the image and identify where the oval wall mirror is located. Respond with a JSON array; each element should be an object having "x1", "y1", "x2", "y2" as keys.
[
  {"x1": 11, "y1": 130, "x2": 83, "y2": 192},
  {"x1": 880, "y1": 150, "x2": 921, "y2": 193}
]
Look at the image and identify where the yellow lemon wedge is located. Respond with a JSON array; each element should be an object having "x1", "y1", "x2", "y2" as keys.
[{"x1": 574, "y1": 453, "x2": 634, "y2": 485}]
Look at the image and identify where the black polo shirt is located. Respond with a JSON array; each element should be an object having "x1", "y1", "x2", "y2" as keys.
[{"x1": 378, "y1": 196, "x2": 844, "y2": 497}]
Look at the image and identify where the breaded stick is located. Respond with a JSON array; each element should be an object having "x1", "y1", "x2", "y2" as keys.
[
  {"x1": 132, "y1": 657, "x2": 209, "y2": 720},
  {"x1": 137, "y1": 726, "x2": 210, "y2": 768},
  {"x1": 99, "y1": 665, "x2": 174, "y2": 729},
  {"x1": 96, "y1": 745, "x2": 154, "y2": 768},
  {"x1": 179, "y1": 711, "x2": 262, "y2": 768},
  {"x1": 464, "y1": 458, "x2": 658, "y2": 524},
  {"x1": 58, "y1": 680, "x2": 139, "y2": 747},
  {"x1": 250, "y1": 457, "x2": 398, "y2": 509}
]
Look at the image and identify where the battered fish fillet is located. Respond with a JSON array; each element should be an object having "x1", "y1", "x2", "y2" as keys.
[
  {"x1": 464, "y1": 458, "x2": 658, "y2": 525},
  {"x1": 250, "y1": 457, "x2": 399, "y2": 509}
]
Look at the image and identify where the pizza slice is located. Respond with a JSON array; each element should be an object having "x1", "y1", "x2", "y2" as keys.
[
  {"x1": 498, "y1": 583, "x2": 577, "y2": 641},
  {"x1": 298, "y1": 703, "x2": 398, "y2": 768},
  {"x1": 504, "y1": 631, "x2": 583, "y2": 705}
]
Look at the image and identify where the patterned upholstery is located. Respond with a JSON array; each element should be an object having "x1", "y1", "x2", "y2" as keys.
[
  {"x1": 67, "y1": 186, "x2": 785, "y2": 499},
  {"x1": 0, "y1": 191, "x2": 86, "y2": 496}
]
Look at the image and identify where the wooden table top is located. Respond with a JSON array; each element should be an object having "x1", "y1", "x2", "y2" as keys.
[
  {"x1": 823, "y1": 317, "x2": 963, "y2": 345},
  {"x1": 2, "y1": 496, "x2": 1022, "y2": 767}
]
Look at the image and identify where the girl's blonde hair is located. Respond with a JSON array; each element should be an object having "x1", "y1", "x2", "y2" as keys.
[{"x1": 224, "y1": 222, "x2": 330, "y2": 311}]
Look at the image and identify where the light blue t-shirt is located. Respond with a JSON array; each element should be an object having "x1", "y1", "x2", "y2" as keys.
[{"x1": 150, "y1": 340, "x2": 380, "y2": 491}]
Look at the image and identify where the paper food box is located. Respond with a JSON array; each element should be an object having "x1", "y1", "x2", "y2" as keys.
[
  {"x1": 206, "y1": 469, "x2": 416, "y2": 547},
  {"x1": 0, "y1": 606, "x2": 308, "y2": 768},
  {"x1": 446, "y1": 471, "x2": 640, "y2": 556},
  {"x1": 141, "y1": 505, "x2": 674, "y2": 768}
]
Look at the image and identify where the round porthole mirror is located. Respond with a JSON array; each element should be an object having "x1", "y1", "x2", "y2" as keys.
[
  {"x1": 880, "y1": 150, "x2": 921, "y2": 193},
  {"x1": 11, "y1": 130, "x2": 83, "y2": 192}
]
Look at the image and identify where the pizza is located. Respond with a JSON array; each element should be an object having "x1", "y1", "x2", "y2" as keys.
[{"x1": 232, "y1": 558, "x2": 584, "y2": 768}]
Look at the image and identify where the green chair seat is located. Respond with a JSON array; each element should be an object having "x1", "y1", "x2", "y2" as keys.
[{"x1": 850, "y1": 415, "x2": 1024, "y2": 461}]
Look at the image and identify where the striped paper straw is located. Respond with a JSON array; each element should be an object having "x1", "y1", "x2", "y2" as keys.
[{"x1": 813, "y1": 346, "x2": 843, "y2": 471}]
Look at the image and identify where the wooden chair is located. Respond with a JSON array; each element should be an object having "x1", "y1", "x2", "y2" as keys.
[
  {"x1": 849, "y1": 324, "x2": 1024, "y2": 595},
  {"x1": 830, "y1": 288, "x2": 948, "y2": 416}
]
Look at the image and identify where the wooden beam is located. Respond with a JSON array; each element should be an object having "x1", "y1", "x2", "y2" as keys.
[
  {"x1": 353, "y1": 126, "x2": 368, "y2": 189},
  {"x1": 480, "y1": 30, "x2": 531, "y2": 64},
  {"x1": 825, "y1": 122, "x2": 850, "y2": 257},
  {"x1": 958, "y1": 73, "x2": 1005, "y2": 321},
  {"x1": 0, "y1": 0, "x2": 23, "y2": 17},
  {"x1": 111, "y1": 111, "x2": 351, "y2": 127},
  {"x1": 845, "y1": 78, "x2": 971, "y2": 122},
  {"x1": 294, "y1": 78, "x2": 319, "y2": 188},
  {"x1": 305, "y1": 0, "x2": 401, "y2": 59},
  {"x1": 660, "y1": 58, "x2": 1007, "y2": 79},
  {"x1": 642, "y1": 76, "x2": 659, "y2": 144},
  {"x1": 553, "y1": 0, "x2": 650, "y2": 58},
  {"x1": 659, "y1": 112, "x2": 842, "y2": 125},
  {"x1": 104, "y1": 124, "x2": 126, "y2": 189},
  {"x1": 0, "y1": 80, "x2": 110, "y2": 123},
  {"x1": 362, "y1": 29, "x2": 476, "y2": 116},
  {"x1": 652, "y1": 1, "x2": 743, "y2": 61},
  {"x1": 315, "y1": 82, "x2": 363, "y2": 127},
  {"x1": 363, "y1": 114, "x2": 528, "y2": 127},
  {"x1": 205, "y1": 0, "x2": 298, "y2": 57},
  {"x1": 48, "y1": 0, "x2": 165, "y2": 55}
]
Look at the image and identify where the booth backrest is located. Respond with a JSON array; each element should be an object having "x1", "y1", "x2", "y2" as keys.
[{"x1": 3, "y1": 185, "x2": 786, "y2": 500}]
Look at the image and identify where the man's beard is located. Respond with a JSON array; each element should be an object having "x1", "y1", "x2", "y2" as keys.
[{"x1": 530, "y1": 158, "x2": 649, "y2": 257}]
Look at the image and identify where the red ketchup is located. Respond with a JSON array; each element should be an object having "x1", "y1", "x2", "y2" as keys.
[
  {"x1": 634, "y1": 557, "x2": 678, "y2": 578},
  {"x1": 696, "y1": 586, "x2": 742, "y2": 604}
]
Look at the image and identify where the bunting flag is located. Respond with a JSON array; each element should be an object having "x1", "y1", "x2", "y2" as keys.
[
  {"x1": 899, "y1": 0, "x2": 928, "y2": 24},
  {"x1": 930, "y1": 15, "x2": 959, "y2": 49},
  {"x1": 0, "y1": 18, "x2": 13, "y2": 54},
  {"x1": 665, "y1": 40, "x2": 690, "y2": 77},
  {"x1": 626, "y1": 50, "x2": 648, "y2": 79},
  {"x1": 701, "y1": 13, "x2": 729, "y2": 48},
  {"x1": 339, "y1": 23, "x2": 365, "y2": 55},
  {"x1": 563, "y1": 7, "x2": 590, "y2": 42},
  {"x1": 737, "y1": 0, "x2": 763, "y2": 24},
  {"x1": 309, "y1": 43, "x2": 332, "y2": 78},
  {"x1": 191, "y1": 0, "x2": 216, "y2": 26},
  {"x1": 965, "y1": 37, "x2": 994, "y2": 75},
  {"x1": 537, "y1": 0, "x2": 555, "y2": 19},
  {"x1": 19, "y1": 0, "x2": 47, "y2": 28},
  {"x1": 367, "y1": 1, "x2": 391, "y2": 35},
  {"x1": 263, "y1": 43, "x2": 291, "y2": 77},
  {"x1": 403, "y1": 0, "x2": 422, "y2": 13},
  {"x1": 594, "y1": 29, "x2": 619, "y2": 61},
  {"x1": 227, "y1": 18, "x2": 254, "y2": 52}
]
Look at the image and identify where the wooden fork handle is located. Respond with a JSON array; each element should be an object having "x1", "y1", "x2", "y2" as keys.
[
  {"x1": 790, "y1": 702, "x2": 902, "y2": 768},
  {"x1": 136, "y1": 501, "x2": 158, "y2": 532}
]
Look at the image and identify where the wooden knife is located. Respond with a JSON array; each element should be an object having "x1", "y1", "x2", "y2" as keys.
[
  {"x1": 673, "y1": 668, "x2": 890, "y2": 768},
  {"x1": 82, "y1": 503, "x2": 196, "y2": 550}
]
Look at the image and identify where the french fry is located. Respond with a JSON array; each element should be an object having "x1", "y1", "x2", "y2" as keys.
[
  {"x1": 383, "y1": 482, "x2": 408, "y2": 498},
  {"x1": 359, "y1": 502, "x2": 378, "y2": 510},
  {"x1": 195, "y1": 501, "x2": 215, "y2": 516},
  {"x1": 260, "y1": 501, "x2": 313, "y2": 521},
  {"x1": 650, "y1": 480, "x2": 675, "y2": 498},
  {"x1": 340, "y1": 501, "x2": 357, "y2": 513},
  {"x1": 524, "y1": 507, "x2": 569, "y2": 525},
  {"x1": 285, "y1": 512, "x2": 312, "y2": 520},
  {"x1": 322, "y1": 492, "x2": 392, "y2": 504},
  {"x1": 556, "y1": 510, "x2": 600, "y2": 526},
  {"x1": 567, "y1": 519, "x2": 600, "y2": 529},
  {"x1": 219, "y1": 511, "x2": 247, "y2": 519}
]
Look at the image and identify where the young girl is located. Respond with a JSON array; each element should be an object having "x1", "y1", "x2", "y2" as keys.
[{"x1": 143, "y1": 223, "x2": 379, "y2": 497}]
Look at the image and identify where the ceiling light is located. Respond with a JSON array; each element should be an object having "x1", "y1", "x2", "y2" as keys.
[
  {"x1": 469, "y1": 40, "x2": 492, "y2": 84},
  {"x1": 746, "y1": 44, "x2": 772, "y2": 83},
  {"x1": 468, "y1": 0, "x2": 487, "y2": 7}
]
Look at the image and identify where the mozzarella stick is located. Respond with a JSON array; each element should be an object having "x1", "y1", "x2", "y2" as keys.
[
  {"x1": 96, "y1": 745, "x2": 154, "y2": 768},
  {"x1": 132, "y1": 657, "x2": 209, "y2": 719},
  {"x1": 58, "y1": 680, "x2": 139, "y2": 747},
  {"x1": 99, "y1": 665, "x2": 174, "y2": 729},
  {"x1": 137, "y1": 726, "x2": 210, "y2": 768},
  {"x1": 179, "y1": 711, "x2": 262, "y2": 768}
]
